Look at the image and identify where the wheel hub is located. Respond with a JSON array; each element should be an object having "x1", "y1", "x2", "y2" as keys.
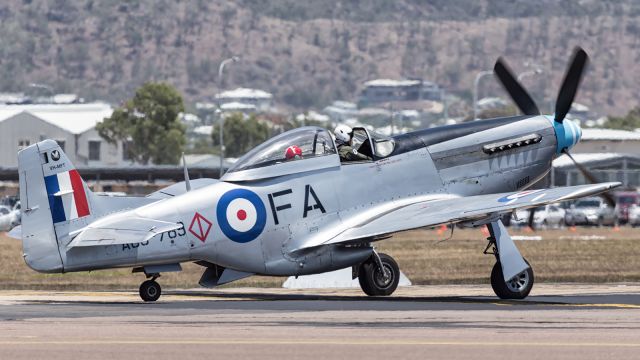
[
  {"x1": 506, "y1": 270, "x2": 530, "y2": 292},
  {"x1": 374, "y1": 264, "x2": 393, "y2": 288}
]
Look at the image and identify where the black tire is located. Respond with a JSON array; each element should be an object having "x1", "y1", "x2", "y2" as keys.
[
  {"x1": 139, "y1": 280, "x2": 161, "y2": 302},
  {"x1": 490, "y1": 259, "x2": 534, "y2": 300},
  {"x1": 358, "y1": 253, "x2": 400, "y2": 296},
  {"x1": 357, "y1": 268, "x2": 374, "y2": 295}
]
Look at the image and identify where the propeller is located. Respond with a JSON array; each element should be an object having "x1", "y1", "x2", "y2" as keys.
[
  {"x1": 494, "y1": 59, "x2": 541, "y2": 116},
  {"x1": 554, "y1": 48, "x2": 588, "y2": 123},
  {"x1": 493, "y1": 47, "x2": 589, "y2": 123},
  {"x1": 562, "y1": 149, "x2": 616, "y2": 207},
  {"x1": 492, "y1": 47, "x2": 615, "y2": 223},
  {"x1": 527, "y1": 207, "x2": 536, "y2": 230}
]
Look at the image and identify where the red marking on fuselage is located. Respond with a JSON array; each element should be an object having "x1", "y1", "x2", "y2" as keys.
[
  {"x1": 189, "y1": 212, "x2": 212, "y2": 243},
  {"x1": 237, "y1": 209, "x2": 247, "y2": 221}
]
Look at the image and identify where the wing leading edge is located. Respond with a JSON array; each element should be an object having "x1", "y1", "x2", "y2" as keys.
[{"x1": 297, "y1": 182, "x2": 621, "y2": 251}]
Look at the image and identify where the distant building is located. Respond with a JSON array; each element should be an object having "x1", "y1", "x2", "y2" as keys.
[
  {"x1": 0, "y1": 93, "x2": 30, "y2": 105},
  {"x1": 0, "y1": 92, "x2": 83, "y2": 105},
  {"x1": 476, "y1": 97, "x2": 509, "y2": 111},
  {"x1": 573, "y1": 128, "x2": 640, "y2": 154},
  {"x1": 552, "y1": 153, "x2": 640, "y2": 188},
  {"x1": 296, "y1": 111, "x2": 330, "y2": 125},
  {"x1": 323, "y1": 101, "x2": 359, "y2": 122},
  {"x1": 359, "y1": 79, "x2": 441, "y2": 106},
  {"x1": 220, "y1": 102, "x2": 257, "y2": 113},
  {"x1": 0, "y1": 103, "x2": 131, "y2": 168},
  {"x1": 215, "y1": 88, "x2": 273, "y2": 112}
]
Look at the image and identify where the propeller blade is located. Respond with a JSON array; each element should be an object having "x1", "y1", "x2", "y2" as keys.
[
  {"x1": 528, "y1": 207, "x2": 536, "y2": 230},
  {"x1": 562, "y1": 150, "x2": 616, "y2": 207},
  {"x1": 554, "y1": 47, "x2": 589, "y2": 123},
  {"x1": 493, "y1": 58, "x2": 541, "y2": 116}
]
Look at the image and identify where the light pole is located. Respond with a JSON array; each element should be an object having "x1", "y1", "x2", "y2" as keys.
[
  {"x1": 473, "y1": 70, "x2": 493, "y2": 120},
  {"x1": 217, "y1": 56, "x2": 240, "y2": 178},
  {"x1": 516, "y1": 68, "x2": 543, "y2": 115}
]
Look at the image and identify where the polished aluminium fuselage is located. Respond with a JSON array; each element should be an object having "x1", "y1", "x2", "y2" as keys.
[{"x1": 40, "y1": 115, "x2": 574, "y2": 276}]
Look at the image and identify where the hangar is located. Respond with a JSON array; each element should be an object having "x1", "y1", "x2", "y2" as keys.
[{"x1": 0, "y1": 103, "x2": 127, "y2": 168}]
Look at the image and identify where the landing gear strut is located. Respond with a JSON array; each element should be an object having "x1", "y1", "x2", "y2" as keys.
[
  {"x1": 484, "y1": 223, "x2": 534, "y2": 299},
  {"x1": 357, "y1": 251, "x2": 400, "y2": 296},
  {"x1": 139, "y1": 275, "x2": 162, "y2": 302}
]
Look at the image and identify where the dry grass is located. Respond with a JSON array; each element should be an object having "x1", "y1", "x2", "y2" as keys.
[{"x1": 1, "y1": 227, "x2": 640, "y2": 290}]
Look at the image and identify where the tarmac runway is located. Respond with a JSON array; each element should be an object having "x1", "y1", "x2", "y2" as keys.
[{"x1": 1, "y1": 284, "x2": 640, "y2": 359}]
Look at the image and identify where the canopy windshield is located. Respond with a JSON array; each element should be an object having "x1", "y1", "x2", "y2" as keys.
[{"x1": 227, "y1": 127, "x2": 337, "y2": 173}]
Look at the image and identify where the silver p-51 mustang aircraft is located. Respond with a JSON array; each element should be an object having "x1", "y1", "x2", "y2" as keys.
[{"x1": 17, "y1": 47, "x2": 618, "y2": 301}]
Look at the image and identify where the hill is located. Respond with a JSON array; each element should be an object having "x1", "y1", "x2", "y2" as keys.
[{"x1": 1, "y1": 0, "x2": 639, "y2": 115}]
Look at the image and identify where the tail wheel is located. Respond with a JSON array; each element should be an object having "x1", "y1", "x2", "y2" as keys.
[
  {"x1": 139, "y1": 280, "x2": 161, "y2": 302},
  {"x1": 490, "y1": 259, "x2": 534, "y2": 300},
  {"x1": 358, "y1": 253, "x2": 400, "y2": 296}
]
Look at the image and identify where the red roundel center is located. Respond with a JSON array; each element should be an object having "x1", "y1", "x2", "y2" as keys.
[{"x1": 236, "y1": 209, "x2": 247, "y2": 221}]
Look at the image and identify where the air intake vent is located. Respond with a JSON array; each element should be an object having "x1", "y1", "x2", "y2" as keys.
[{"x1": 482, "y1": 133, "x2": 542, "y2": 154}]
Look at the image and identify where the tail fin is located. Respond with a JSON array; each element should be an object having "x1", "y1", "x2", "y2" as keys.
[{"x1": 18, "y1": 140, "x2": 95, "y2": 272}]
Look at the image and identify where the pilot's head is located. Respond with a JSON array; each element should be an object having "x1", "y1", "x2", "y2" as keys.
[
  {"x1": 285, "y1": 145, "x2": 303, "y2": 161},
  {"x1": 334, "y1": 124, "x2": 353, "y2": 145}
]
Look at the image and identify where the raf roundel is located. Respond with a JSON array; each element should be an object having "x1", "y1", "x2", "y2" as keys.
[{"x1": 216, "y1": 188, "x2": 267, "y2": 243}]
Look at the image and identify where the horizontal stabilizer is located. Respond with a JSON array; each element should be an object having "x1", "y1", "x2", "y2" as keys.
[
  {"x1": 67, "y1": 216, "x2": 182, "y2": 248},
  {"x1": 7, "y1": 225, "x2": 22, "y2": 240}
]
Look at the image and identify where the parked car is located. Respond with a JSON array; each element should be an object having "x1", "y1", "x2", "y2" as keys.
[
  {"x1": 629, "y1": 203, "x2": 640, "y2": 226},
  {"x1": 512, "y1": 204, "x2": 566, "y2": 229},
  {"x1": 11, "y1": 201, "x2": 20, "y2": 227},
  {"x1": 614, "y1": 191, "x2": 640, "y2": 224},
  {"x1": 565, "y1": 197, "x2": 617, "y2": 226},
  {"x1": 0, "y1": 205, "x2": 16, "y2": 232}
]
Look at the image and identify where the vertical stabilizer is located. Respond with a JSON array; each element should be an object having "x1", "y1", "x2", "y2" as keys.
[
  {"x1": 19, "y1": 139, "x2": 100, "y2": 272},
  {"x1": 18, "y1": 140, "x2": 66, "y2": 272}
]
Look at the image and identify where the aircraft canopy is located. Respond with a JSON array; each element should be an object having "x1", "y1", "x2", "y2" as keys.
[{"x1": 227, "y1": 127, "x2": 337, "y2": 173}]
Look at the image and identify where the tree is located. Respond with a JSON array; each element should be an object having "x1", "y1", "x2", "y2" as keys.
[
  {"x1": 212, "y1": 113, "x2": 271, "y2": 158},
  {"x1": 604, "y1": 107, "x2": 640, "y2": 130},
  {"x1": 97, "y1": 82, "x2": 186, "y2": 165}
]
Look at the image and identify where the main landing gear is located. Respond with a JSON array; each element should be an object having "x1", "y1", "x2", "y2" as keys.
[
  {"x1": 357, "y1": 251, "x2": 400, "y2": 296},
  {"x1": 484, "y1": 221, "x2": 534, "y2": 299},
  {"x1": 139, "y1": 275, "x2": 162, "y2": 302}
]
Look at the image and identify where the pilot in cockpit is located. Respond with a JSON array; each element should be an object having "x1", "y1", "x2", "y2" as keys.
[{"x1": 334, "y1": 124, "x2": 372, "y2": 162}]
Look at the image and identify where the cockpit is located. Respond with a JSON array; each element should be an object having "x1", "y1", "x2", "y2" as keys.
[
  {"x1": 227, "y1": 127, "x2": 336, "y2": 172},
  {"x1": 222, "y1": 126, "x2": 396, "y2": 182},
  {"x1": 349, "y1": 127, "x2": 396, "y2": 160}
]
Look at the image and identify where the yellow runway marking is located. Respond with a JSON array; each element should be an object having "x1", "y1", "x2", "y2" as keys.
[
  {"x1": 567, "y1": 303, "x2": 640, "y2": 309},
  {"x1": 0, "y1": 339, "x2": 639, "y2": 347}
]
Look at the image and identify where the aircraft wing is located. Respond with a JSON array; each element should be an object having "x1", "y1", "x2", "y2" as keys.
[
  {"x1": 67, "y1": 215, "x2": 182, "y2": 248},
  {"x1": 299, "y1": 182, "x2": 620, "y2": 250}
]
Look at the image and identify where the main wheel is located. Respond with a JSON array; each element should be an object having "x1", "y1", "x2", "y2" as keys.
[
  {"x1": 139, "y1": 280, "x2": 161, "y2": 302},
  {"x1": 490, "y1": 259, "x2": 534, "y2": 300},
  {"x1": 358, "y1": 253, "x2": 400, "y2": 296}
]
